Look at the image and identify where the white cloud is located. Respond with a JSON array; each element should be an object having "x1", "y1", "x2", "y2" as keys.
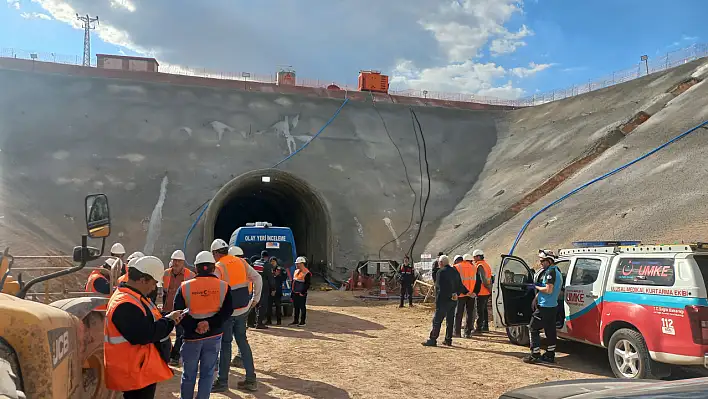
[
  {"x1": 20, "y1": 12, "x2": 53, "y2": 20},
  {"x1": 510, "y1": 62, "x2": 554, "y2": 78},
  {"x1": 109, "y1": 0, "x2": 135, "y2": 13},
  {"x1": 7, "y1": 0, "x2": 20, "y2": 9},
  {"x1": 489, "y1": 24, "x2": 533, "y2": 56}
]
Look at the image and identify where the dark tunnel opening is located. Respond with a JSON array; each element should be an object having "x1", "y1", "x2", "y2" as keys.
[{"x1": 204, "y1": 169, "x2": 331, "y2": 273}]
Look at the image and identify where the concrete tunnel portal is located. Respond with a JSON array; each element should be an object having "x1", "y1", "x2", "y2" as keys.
[{"x1": 203, "y1": 169, "x2": 332, "y2": 272}]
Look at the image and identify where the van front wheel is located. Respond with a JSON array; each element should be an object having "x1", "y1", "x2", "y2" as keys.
[
  {"x1": 608, "y1": 328, "x2": 657, "y2": 379},
  {"x1": 506, "y1": 326, "x2": 530, "y2": 346}
]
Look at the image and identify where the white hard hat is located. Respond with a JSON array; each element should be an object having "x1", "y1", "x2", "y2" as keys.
[
  {"x1": 131, "y1": 256, "x2": 165, "y2": 287},
  {"x1": 110, "y1": 243, "x2": 126, "y2": 255},
  {"x1": 195, "y1": 250, "x2": 216, "y2": 265},
  {"x1": 171, "y1": 250, "x2": 186, "y2": 260},
  {"x1": 463, "y1": 253, "x2": 474, "y2": 261},
  {"x1": 295, "y1": 256, "x2": 307, "y2": 264},
  {"x1": 473, "y1": 249, "x2": 484, "y2": 257},
  {"x1": 127, "y1": 256, "x2": 139, "y2": 269},
  {"x1": 453, "y1": 255, "x2": 463, "y2": 263},
  {"x1": 103, "y1": 258, "x2": 117, "y2": 268},
  {"x1": 538, "y1": 249, "x2": 557, "y2": 261},
  {"x1": 210, "y1": 239, "x2": 228, "y2": 252},
  {"x1": 228, "y1": 246, "x2": 244, "y2": 256},
  {"x1": 127, "y1": 251, "x2": 145, "y2": 261}
]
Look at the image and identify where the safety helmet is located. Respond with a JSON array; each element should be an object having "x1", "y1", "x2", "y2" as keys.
[
  {"x1": 110, "y1": 243, "x2": 126, "y2": 255},
  {"x1": 127, "y1": 251, "x2": 145, "y2": 261},
  {"x1": 295, "y1": 256, "x2": 307, "y2": 264},
  {"x1": 210, "y1": 239, "x2": 228, "y2": 252},
  {"x1": 228, "y1": 246, "x2": 244, "y2": 256},
  {"x1": 132, "y1": 256, "x2": 165, "y2": 287},
  {"x1": 538, "y1": 249, "x2": 557, "y2": 262},
  {"x1": 171, "y1": 250, "x2": 185, "y2": 260},
  {"x1": 102, "y1": 257, "x2": 117, "y2": 270},
  {"x1": 463, "y1": 253, "x2": 474, "y2": 261},
  {"x1": 472, "y1": 249, "x2": 484, "y2": 257},
  {"x1": 195, "y1": 250, "x2": 216, "y2": 265},
  {"x1": 453, "y1": 255, "x2": 463, "y2": 263}
]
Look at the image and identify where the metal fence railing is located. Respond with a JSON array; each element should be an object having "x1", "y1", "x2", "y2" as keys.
[{"x1": 2, "y1": 42, "x2": 707, "y2": 107}]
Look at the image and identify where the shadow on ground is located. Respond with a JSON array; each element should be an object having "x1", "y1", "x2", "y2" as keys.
[{"x1": 255, "y1": 309, "x2": 385, "y2": 339}]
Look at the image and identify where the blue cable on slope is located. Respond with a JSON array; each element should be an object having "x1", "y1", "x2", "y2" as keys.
[
  {"x1": 509, "y1": 119, "x2": 708, "y2": 256},
  {"x1": 182, "y1": 97, "x2": 351, "y2": 263}
]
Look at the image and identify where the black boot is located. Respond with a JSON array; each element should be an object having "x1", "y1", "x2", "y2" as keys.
[
  {"x1": 522, "y1": 353, "x2": 542, "y2": 364},
  {"x1": 541, "y1": 351, "x2": 555, "y2": 363}
]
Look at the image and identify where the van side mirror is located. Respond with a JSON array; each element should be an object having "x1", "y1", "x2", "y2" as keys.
[
  {"x1": 85, "y1": 194, "x2": 111, "y2": 238},
  {"x1": 73, "y1": 246, "x2": 102, "y2": 263}
]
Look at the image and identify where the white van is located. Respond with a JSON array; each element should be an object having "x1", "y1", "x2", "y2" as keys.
[{"x1": 492, "y1": 242, "x2": 708, "y2": 379}]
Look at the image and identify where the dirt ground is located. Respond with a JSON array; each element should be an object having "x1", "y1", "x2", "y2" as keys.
[{"x1": 153, "y1": 291, "x2": 664, "y2": 399}]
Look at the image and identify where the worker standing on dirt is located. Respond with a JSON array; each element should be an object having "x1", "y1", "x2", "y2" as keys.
[
  {"x1": 524, "y1": 250, "x2": 562, "y2": 364},
  {"x1": 431, "y1": 252, "x2": 444, "y2": 282},
  {"x1": 398, "y1": 255, "x2": 415, "y2": 308},
  {"x1": 290, "y1": 257, "x2": 311, "y2": 327},
  {"x1": 423, "y1": 255, "x2": 468, "y2": 347},
  {"x1": 173, "y1": 251, "x2": 233, "y2": 399},
  {"x1": 211, "y1": 240, "x2": 263, "y2": 393},
  {"x1": 267, "y1": 257, "x2": 286, "y2": 325},
  {"x1": 252, "y1": 250, "x2": 276, "y2": 329},
  {"x1": 162, "y1": 250, "x2": 195, "y2": 365},
  {"x1": 85, "y1": 258, "x2": 115, "y2": 295},
  {"x1": 473, "y1": 249, "x2": 492, "y2": 333},
  {"x1": 104, "y1": 256, "x2": 183, "y2": 399},
  {"x1": 247, "y1": 254, "x2": 260, "y2": 327},
  {"x1": 453, "y1": 254, "x2": 477, "y2": 338}
]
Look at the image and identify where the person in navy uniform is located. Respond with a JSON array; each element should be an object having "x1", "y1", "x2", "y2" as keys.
[{"x1": 524, "y1": 249, "x2": 563, "y2": 364}]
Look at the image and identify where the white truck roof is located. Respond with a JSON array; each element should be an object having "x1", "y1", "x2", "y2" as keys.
[{"x1": 558, "y1": 243, "x2": 708, "y2": 256}]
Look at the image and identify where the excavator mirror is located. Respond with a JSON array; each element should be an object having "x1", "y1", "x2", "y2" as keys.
[
  {"x1": 72, "y1": 246, "x2": 102, "y2": 263},
  {"x1": 85, "y1": 194, "x2": 111, "y2": 239}
]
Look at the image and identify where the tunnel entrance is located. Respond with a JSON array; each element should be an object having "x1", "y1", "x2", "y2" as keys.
[{"x1": 203, "y1": 169, "x2": 331, "y2": 272}]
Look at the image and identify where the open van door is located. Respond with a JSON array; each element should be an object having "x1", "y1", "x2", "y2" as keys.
[{"x1": 492, "y1": 255, "x2": 535, "y2": 345}]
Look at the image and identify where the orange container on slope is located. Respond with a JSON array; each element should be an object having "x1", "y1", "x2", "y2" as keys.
[{"x1": 358, "y1": 70, "x2": 389, "y2": 93}]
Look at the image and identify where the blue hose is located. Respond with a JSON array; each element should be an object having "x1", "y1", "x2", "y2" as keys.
[
  {"x1": 182, "y1": 97, "x2": 350, "y2": 263},
  {"x1": 509, "y1": 119, "x2": 708, "y2": 255}
]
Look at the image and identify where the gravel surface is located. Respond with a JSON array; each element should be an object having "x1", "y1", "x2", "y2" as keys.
[{"x1": 154, "y1": 291, "x2": 614, "y2": 399}]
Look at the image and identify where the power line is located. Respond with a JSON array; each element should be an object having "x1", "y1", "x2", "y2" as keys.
[{"x1": 76, "y1": 14, "x2": 99, "y2": 67}]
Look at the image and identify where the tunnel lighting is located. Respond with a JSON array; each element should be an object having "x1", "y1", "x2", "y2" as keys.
[{"x1": 261, "y1": 176, "x2": 271, "y2": 183}]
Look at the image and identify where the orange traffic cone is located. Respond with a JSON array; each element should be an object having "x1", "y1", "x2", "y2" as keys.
[{"x1": 379, "y1": 277, "x2": 388, "y2": 298}]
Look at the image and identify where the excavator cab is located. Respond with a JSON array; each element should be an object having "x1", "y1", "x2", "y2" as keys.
[{"x1": 0, "y1": 193, "x2": 117, "y2": 399}]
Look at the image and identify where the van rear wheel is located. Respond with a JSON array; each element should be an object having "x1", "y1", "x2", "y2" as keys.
[
  {"x1": 608, "y1": 328, "x2": 657, "y2": 379},
  {"x1": 506, "y1": 326, "x2": 530, "y2": 346}
]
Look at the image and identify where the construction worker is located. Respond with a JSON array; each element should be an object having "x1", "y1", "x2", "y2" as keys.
[
  {"x1": 85, "y1": 258, "x2": 115, "y2": 295},
  {"x1": 290, "y1": 257, "x2": 311, "y2": 327},
  {"x1": 211, "y1": 240, "x2": 262, "y2": 393},
  {"x1": 104, "y1": 256, "x2": 183, "y2": 399},
  {"x1": 117, "y1": 251, "x2": 145, "y2": 284},
  {"x1": 422, "y1": 255, "x2": 468, "y2": 347},
  {"x1": 252, "y1": 250, "x2": 276, "y2": 329},
  {"x1": 398, "y1": 255, "x2": 414, "y2": 308},
  {"x1": 267, "y1": 257, "x2": 286, "y2": 325},
  {"x1": 453, "y1": 254, "x2": 477, "y2": 338},
  {"x1": 173, "y1": 251, "x2": 232, "y2": 399},
  {"x1": 110, "y1": 242, "x2": 126, "y2": 275},
  {"x1": 473, "y1": 249, "x2": 492, "y2": 332},
  {"x1": 228, "y1": 246, "x2": 251, "y2": 367},
  {"x1": 431, "y1": 251, "x2": 444, "y2": 282},
  {"x1": 162, "y1": 249, "x2": 195, "y2": 365},
  {"x1": 524, "y1": 249, "x2": 563, "y2": 364}
]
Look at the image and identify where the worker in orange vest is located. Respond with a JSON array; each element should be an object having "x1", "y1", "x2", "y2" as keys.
[
  {"x1": 104, "y1": 256, "x2": 184, "y2": 399},
  {"x1": 453, "y1": 254, "x2": 478, "y2": 338},
  {"x1": 211, "y1": 239, "x2": 262, "y2": 393},
  {"x1": 473, "y1": 249, "x2": 493, "y2": 333},
  {"x1": 290, "y1": 257, "x2": 311, "y2": 327},
  {"x1": 162, "y1": 249, "x2": 195, "y2": 365},
  {"x1": 86, "y1": 258, "x2": 115, "y2": 295},
  {"x1": 173, "y1": 251, "x2": 233, "y2": 399}
]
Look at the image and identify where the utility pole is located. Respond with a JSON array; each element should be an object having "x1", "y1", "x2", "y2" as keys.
[{"x1": 76, "y1": 14, "x2": 99, "y2": 66}]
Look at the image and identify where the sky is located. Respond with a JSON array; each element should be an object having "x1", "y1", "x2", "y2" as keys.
[{"x1": 1, "y1": 0, "x2": 706, "y2": 100}]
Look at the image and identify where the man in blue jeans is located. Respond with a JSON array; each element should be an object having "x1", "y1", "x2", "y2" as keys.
[
  {"x1": 173, "y1": 251, "x2": 233, "y2": 399},
  {"x1": 212, "y1": 243, "x2": 263, "y2": 393}
]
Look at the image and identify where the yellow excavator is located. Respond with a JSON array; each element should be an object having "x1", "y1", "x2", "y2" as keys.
[{"x1": 0, "y1": 193, "x2": 116, "y2": 399}]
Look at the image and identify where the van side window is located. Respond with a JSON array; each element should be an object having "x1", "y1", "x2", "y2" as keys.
[
  {"x1": 614, "y1": 258, "x2": 675, "y2": 286},
  {"x1": 570, "y1": 258, "x2": 602, "y2": 285}
]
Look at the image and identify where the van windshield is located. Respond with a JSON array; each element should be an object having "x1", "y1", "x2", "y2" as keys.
[
  {"x1": 692, "y1": 255, "x2": 708, "y2": 293},
  {"x1": 238, "y1": 241, "x2": 294, "y2": 268}
]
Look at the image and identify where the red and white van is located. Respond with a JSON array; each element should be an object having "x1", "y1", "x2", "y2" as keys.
[{"x1": 492, "y1": 242, "x2": 708, "y2": 379}]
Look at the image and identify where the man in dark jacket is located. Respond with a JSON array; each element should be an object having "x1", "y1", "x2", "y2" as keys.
[
  {"x1": 266, "y1": 258, "x2": 287, "y2": 325},
  {"x1": 423, "y1": 255, "x2": 469, "y2": 347},
  {"x1": 252, "y1": 251, "x2": 276, "y2": 329},
  {"x1": 399, "y1": 255, "x2": 415, "y2": 308},
  {"x1": 431, "y1": 251, "x2": 444, "y2": 282}
]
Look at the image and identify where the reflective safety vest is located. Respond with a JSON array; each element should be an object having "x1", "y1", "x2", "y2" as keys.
[
  {"x1": 215, "y1": 255, "x2": 251, "y2": 311},
  {"x1": 454, "y1": 261, "x2": 477, "y2": 297},
  {"x1": 163, "y1": 267, "x2": 195, "y2": 288},
  {"x1": 180, "y1": 276, "x2": 228, "y2": 319},
  {"x1": 104, "y1": 287, "x2": 173, "y2": 391},
  {"x1": 86, "y1": 269, "x2": 109, "y2": 311},
  {"x1": 117, "y1": 272, "x2": 129, "y2": 285},
  {"x1": 475, "y1": 260, "x2": 493, "y2": 296},
  {"x1": 292, "y1": 267, "x2": 310, "y2": 294}
]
